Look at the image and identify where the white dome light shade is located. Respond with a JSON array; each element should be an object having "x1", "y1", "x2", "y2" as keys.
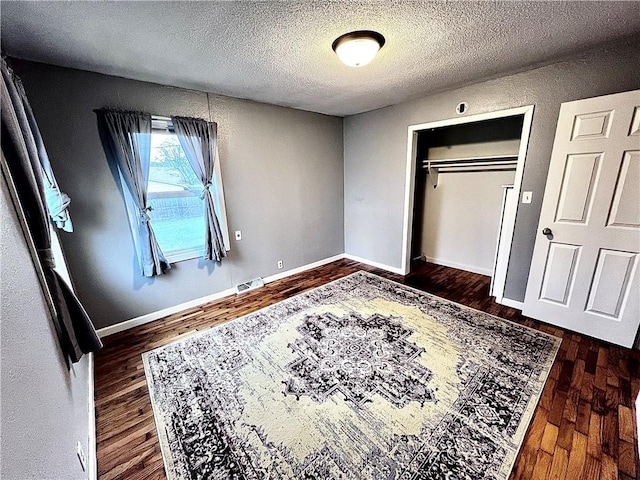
[{"x1": 332, "y1": 30, "x2": 385, "y2": 67}]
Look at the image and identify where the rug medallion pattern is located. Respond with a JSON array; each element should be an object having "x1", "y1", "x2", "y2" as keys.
[
  {"x1": 284, "y1": 312, "x2": 436, "y2": 408},
  {"x1": 143, "y1": 272, "x2": 561, "y2": 480}
]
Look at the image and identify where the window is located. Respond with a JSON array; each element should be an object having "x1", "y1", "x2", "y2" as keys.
[{"x1": 148, "y1": 117, "x2": 229, "y2": 262}]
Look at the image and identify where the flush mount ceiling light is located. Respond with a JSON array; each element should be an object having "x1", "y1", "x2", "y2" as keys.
[{"x1": 332, "y1": 30, "x2": 385, "y2": 67}]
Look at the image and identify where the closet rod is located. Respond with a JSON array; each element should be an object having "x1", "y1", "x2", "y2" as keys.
[
  {"x1": 421, "y1": 160, "x2": 518, "y2": 169},
  {"x1": 426, "y1": 167, "x2": 517, "y2": 173},
  {"x1": 421, "y1": 154, "x2": 518, "y2": 166},
  {"x1": 423, "y1": 157, "x2": 518, "y2": 189}
]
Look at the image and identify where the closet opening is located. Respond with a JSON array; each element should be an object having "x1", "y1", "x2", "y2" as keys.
[{"x1": 401, "y1": 106, "x2": 534, "y2": 305}]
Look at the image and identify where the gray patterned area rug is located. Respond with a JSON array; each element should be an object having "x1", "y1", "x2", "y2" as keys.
[{"x1": 143, "y1": 271, "x2": 561, "y2": 480}]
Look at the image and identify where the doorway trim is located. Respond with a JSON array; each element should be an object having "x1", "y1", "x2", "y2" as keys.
[{"x1": 401, "y1": 105, "x2": 535, "y2": 303}]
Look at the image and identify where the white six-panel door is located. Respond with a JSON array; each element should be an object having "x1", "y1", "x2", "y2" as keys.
[{"x1": 524, "y1": 90, "x2": 640, "y2": 347}]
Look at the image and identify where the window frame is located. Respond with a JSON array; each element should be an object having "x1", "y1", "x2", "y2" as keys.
[{"x1": 149, "y1": 116, "x2": 230, "y2": 263}]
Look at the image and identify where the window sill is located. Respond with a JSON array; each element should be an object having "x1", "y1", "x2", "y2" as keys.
[
  {"x1": 165, "y1": 249, "x2": 203, "y2": 264},
  {"x1": 165, "y1": 247, "x2": 231, "y2": 264}
]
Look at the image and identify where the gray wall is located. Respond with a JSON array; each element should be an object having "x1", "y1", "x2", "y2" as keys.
[
  {"x1": 344, "y1": 37, "x2": 640, "y2": 302},
  {"x1": 421, "y1": 170, "x2": 516, "y2": 276},
  {"x1": 12, "y1": 60, "x2": 344, "y2": 329},
  {"x1": 1, "y1": 179, "x2": 91, "y2": 479}
]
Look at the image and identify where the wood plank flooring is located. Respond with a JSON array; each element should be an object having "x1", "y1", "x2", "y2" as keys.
[{"x1": 94, "y1": 259, "x2": 640, "y2": 479}]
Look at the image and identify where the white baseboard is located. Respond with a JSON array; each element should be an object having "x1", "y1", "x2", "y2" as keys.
[
  {"x1": 95, "y1": 251, "x2": 526, "y2": 339},
  {"x1": 96, "y1": 286, "x2": 237, "y2": 338},
  {"x1": 343, "y1": 253, "x2": 405, "y2": 275},
  {"x1": 424, "y1": 256, "x2": 493, "y2": 277},
  {"x1": 262, "y1": 254, "x2": 345, "y2": 284},
  {"x1": 96, "y1": 254, "x2": 346, "y2": 338},
  {"x1": 87, "y1": 352, "x2": 96, "y2": 480},
  {"x1": 498, "y1": 297, "x2": 525, "y2": 311}
]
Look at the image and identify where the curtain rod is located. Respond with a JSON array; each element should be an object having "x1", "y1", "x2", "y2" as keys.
[{"x1": 93, "y1": 109, "x2": 211, "y2": 123}]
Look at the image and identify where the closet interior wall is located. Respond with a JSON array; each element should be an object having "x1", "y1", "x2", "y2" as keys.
[{"x1": 411, "y1": 116, "x2": 524, "y2": 277}]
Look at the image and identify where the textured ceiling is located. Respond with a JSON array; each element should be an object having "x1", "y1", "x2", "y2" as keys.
[{"x1": 2, "y1": 1, "x2": 640, "y2": 116}]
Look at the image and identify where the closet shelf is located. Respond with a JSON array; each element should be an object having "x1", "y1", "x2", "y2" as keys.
[{"x1": 421, "y1": 155, "x2": 519, "y2": 188}]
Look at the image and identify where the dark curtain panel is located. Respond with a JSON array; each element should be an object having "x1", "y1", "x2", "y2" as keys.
[
  {"x1": 96, "y1": 109, "x2": 170, "y2": 277},
  {"x1": 1, "y1": 57, "x2": 101, "y2": 363},
  {"x1": 171, "y1": 116, "x2": 226, "y2": 262}
]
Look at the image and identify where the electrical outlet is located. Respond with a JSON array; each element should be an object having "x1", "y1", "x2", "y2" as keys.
[
  {"x1": 522, "y1": 191, "x2": 533, "y2": 204},
  {"x1": 77, "y1": 441, "x2": 87, "y2": 472},
  {"x1": 234, "y1": 230, "x2": 242, "y2": 241},
  {"x1": 277, "y1": 260, "x2": 284, "y2": 269}
]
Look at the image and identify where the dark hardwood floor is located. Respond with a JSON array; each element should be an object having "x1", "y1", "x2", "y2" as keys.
[{"x1": 94, "y1": 259, "x2": 640, "y2": 479}]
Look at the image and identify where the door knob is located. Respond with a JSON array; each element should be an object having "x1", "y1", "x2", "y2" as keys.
[{"x1": 542, "y1": 227, "x2": 552, "y2": 236}]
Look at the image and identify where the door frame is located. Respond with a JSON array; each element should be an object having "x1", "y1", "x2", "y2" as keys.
[{"x1": 400, "y1": 105, "x2": 535, "y2": 304}]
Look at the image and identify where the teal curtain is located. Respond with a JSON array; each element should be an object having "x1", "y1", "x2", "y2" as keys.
[
  {"x1": 171, "y1": 116, "x2": 226, "y2": 262},
  {"x1": 96, "y1": 109, "x2": 170, "y2": 277},
  {"x1": 1, "y1": 57, "x2": 101, "y2": 362}
]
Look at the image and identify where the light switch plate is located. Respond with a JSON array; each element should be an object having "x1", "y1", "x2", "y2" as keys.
[{"x1": 522, "y1": 191, "x2": 533, "y2": 204}]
